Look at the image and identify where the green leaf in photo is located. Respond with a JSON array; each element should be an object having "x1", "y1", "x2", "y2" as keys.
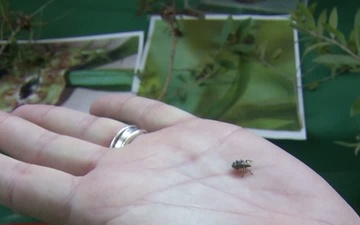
[
  {"x1": 206, "y1": 59, "x2": 251, "y2": 120},
  {"x1": 111, "y1": 36, "x2": 140, "y2": 59},
  {"x1": 335, "y1": 141, "x2": 358, "y2": 148},
  {"x1": 217, "y1": 59, "x2": 236, "y2": 70},
  {"x1": 302, "y1": 42, "x2": 332, "y2": 59},
  {"x1": 0, "y1": 0, "x2": 9, "y2": 17},
  {"x1": 324, "y1": 23, "x2": 346, "y2": 45},
  {"x1": 176, "y1": 74, "x2": 188, "y2": 83},
  {"x1": 219, "y1": 16, "x2": 234, "y2": 47},
  {"x1": 317, "y1": 9, "x2": 327, "y2": 35},
  {"x1": 231, "y1": 43, "x2": 255, "y2": 54},
  {"x1": 271, "y1": 48, "x2": 283, "y2": 60},
  {"x1": 290, "y1": 22, "x2": 305, "y2": 33},
  {"x1": 351, "y1": 97, "x2": 360, "y2": 117},
  {"x1": 308, "y1": 2, "x2": 317, "y2": 14},
  {"x1": 297, "y1": 3, "x2": 316, "y2": 29},
  {"x1": 328, "y1": 7, "x2": 338, "y2": 37},
  {"x1": 355, "y1": 9, "x2": 360, "y2": 54},
  {"x1": 350, "y1": 67, "x2": 360, "y2": 73},
  {"x1": 313, "y1": 54, "x2": 360, "y2": 65},
  {"x1": 349, "y1": 30, "x2": 357, "y2": 51},
  {"x1": 235, "y1": 18, "x2": 254, "y2": 43},
  {"x1": 67, "y1": 69, "x2": 134, "y2": 88},
  {"x1": 335, "y1": 141, "x2": 360, "y2": 155},
  {"x1": 0, "y1": 0, "x2": 10, "y2": 38}
]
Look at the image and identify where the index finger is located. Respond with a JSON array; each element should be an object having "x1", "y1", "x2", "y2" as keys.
[{"x1": 90, "y1": 94, "x2": 195, "y2": 131}]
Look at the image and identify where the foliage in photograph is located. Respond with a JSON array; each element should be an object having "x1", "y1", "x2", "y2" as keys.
[{"x1": 138, "y1": 16, "x2": 305, "y2": 138}]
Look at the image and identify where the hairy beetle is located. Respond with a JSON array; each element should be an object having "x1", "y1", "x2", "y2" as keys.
[{"x1": 232, "y1": 159, "x2": 253, "y2": 176}]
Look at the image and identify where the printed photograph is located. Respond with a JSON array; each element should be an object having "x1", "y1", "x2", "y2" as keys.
[
  {"x1": 135, "y1": 15, "x2": 306, "y2": 139},
  {"x1": 0, "y1": 31, "x2": 143, "y2": 112}
]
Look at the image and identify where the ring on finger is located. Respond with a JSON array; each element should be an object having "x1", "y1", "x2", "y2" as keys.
[{"x1": 109, "y1": 125, "x2": 147, "y2": 148}]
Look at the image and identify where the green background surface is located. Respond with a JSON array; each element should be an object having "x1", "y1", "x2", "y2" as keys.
[{"x1": 1, "y1": 0, "x2": 360, "y2": 223}]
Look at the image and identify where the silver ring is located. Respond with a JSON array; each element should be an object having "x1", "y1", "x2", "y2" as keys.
[{"x1": 110, "y1": 125, "x2": 147, "y2": 148}]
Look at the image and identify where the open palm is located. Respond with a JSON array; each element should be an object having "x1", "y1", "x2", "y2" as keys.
[{"x1": 0, "y1": 94, "x2": 359, "y2": 225}]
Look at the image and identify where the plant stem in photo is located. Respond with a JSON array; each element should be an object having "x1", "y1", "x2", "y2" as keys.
[{"x1": 291, "y1": 3, "x2": 360, "y2": 153}]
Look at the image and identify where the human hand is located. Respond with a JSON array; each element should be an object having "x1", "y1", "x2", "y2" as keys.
[{"x1": 0, "y1": 94, "x2": 359, "y2": 225}]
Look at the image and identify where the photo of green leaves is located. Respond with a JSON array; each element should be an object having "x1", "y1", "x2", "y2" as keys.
[{"x1": 135, "y1": 15, "x2": 306, "y2": 139}]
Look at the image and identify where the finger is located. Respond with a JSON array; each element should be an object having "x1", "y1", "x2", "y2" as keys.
[
  {"x1": 0, "y1": 154, "x2": 76, "y2": 225},
  {"x1": 12, "y1": 104, "x2": 124, "y2": 147},
  {"x1": 90, "y1": 94, "x2": 196, "y2": 131},
  {"x1": 0, "y1": 111, "x2": 105, "y2": 176}
]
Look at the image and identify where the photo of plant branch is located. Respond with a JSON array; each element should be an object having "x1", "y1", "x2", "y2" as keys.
[{"x1": 136, "y1": 15, "x2": 306, "y2": 139}]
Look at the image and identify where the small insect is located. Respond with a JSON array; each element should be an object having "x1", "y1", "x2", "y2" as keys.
[{"x1": 232, "y1": 159, "x2": 253, "y2": 176}]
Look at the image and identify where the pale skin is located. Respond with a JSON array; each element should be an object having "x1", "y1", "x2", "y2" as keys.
[{"x1": 0, "y1": 94, "x2": 359, "y2": 225}]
